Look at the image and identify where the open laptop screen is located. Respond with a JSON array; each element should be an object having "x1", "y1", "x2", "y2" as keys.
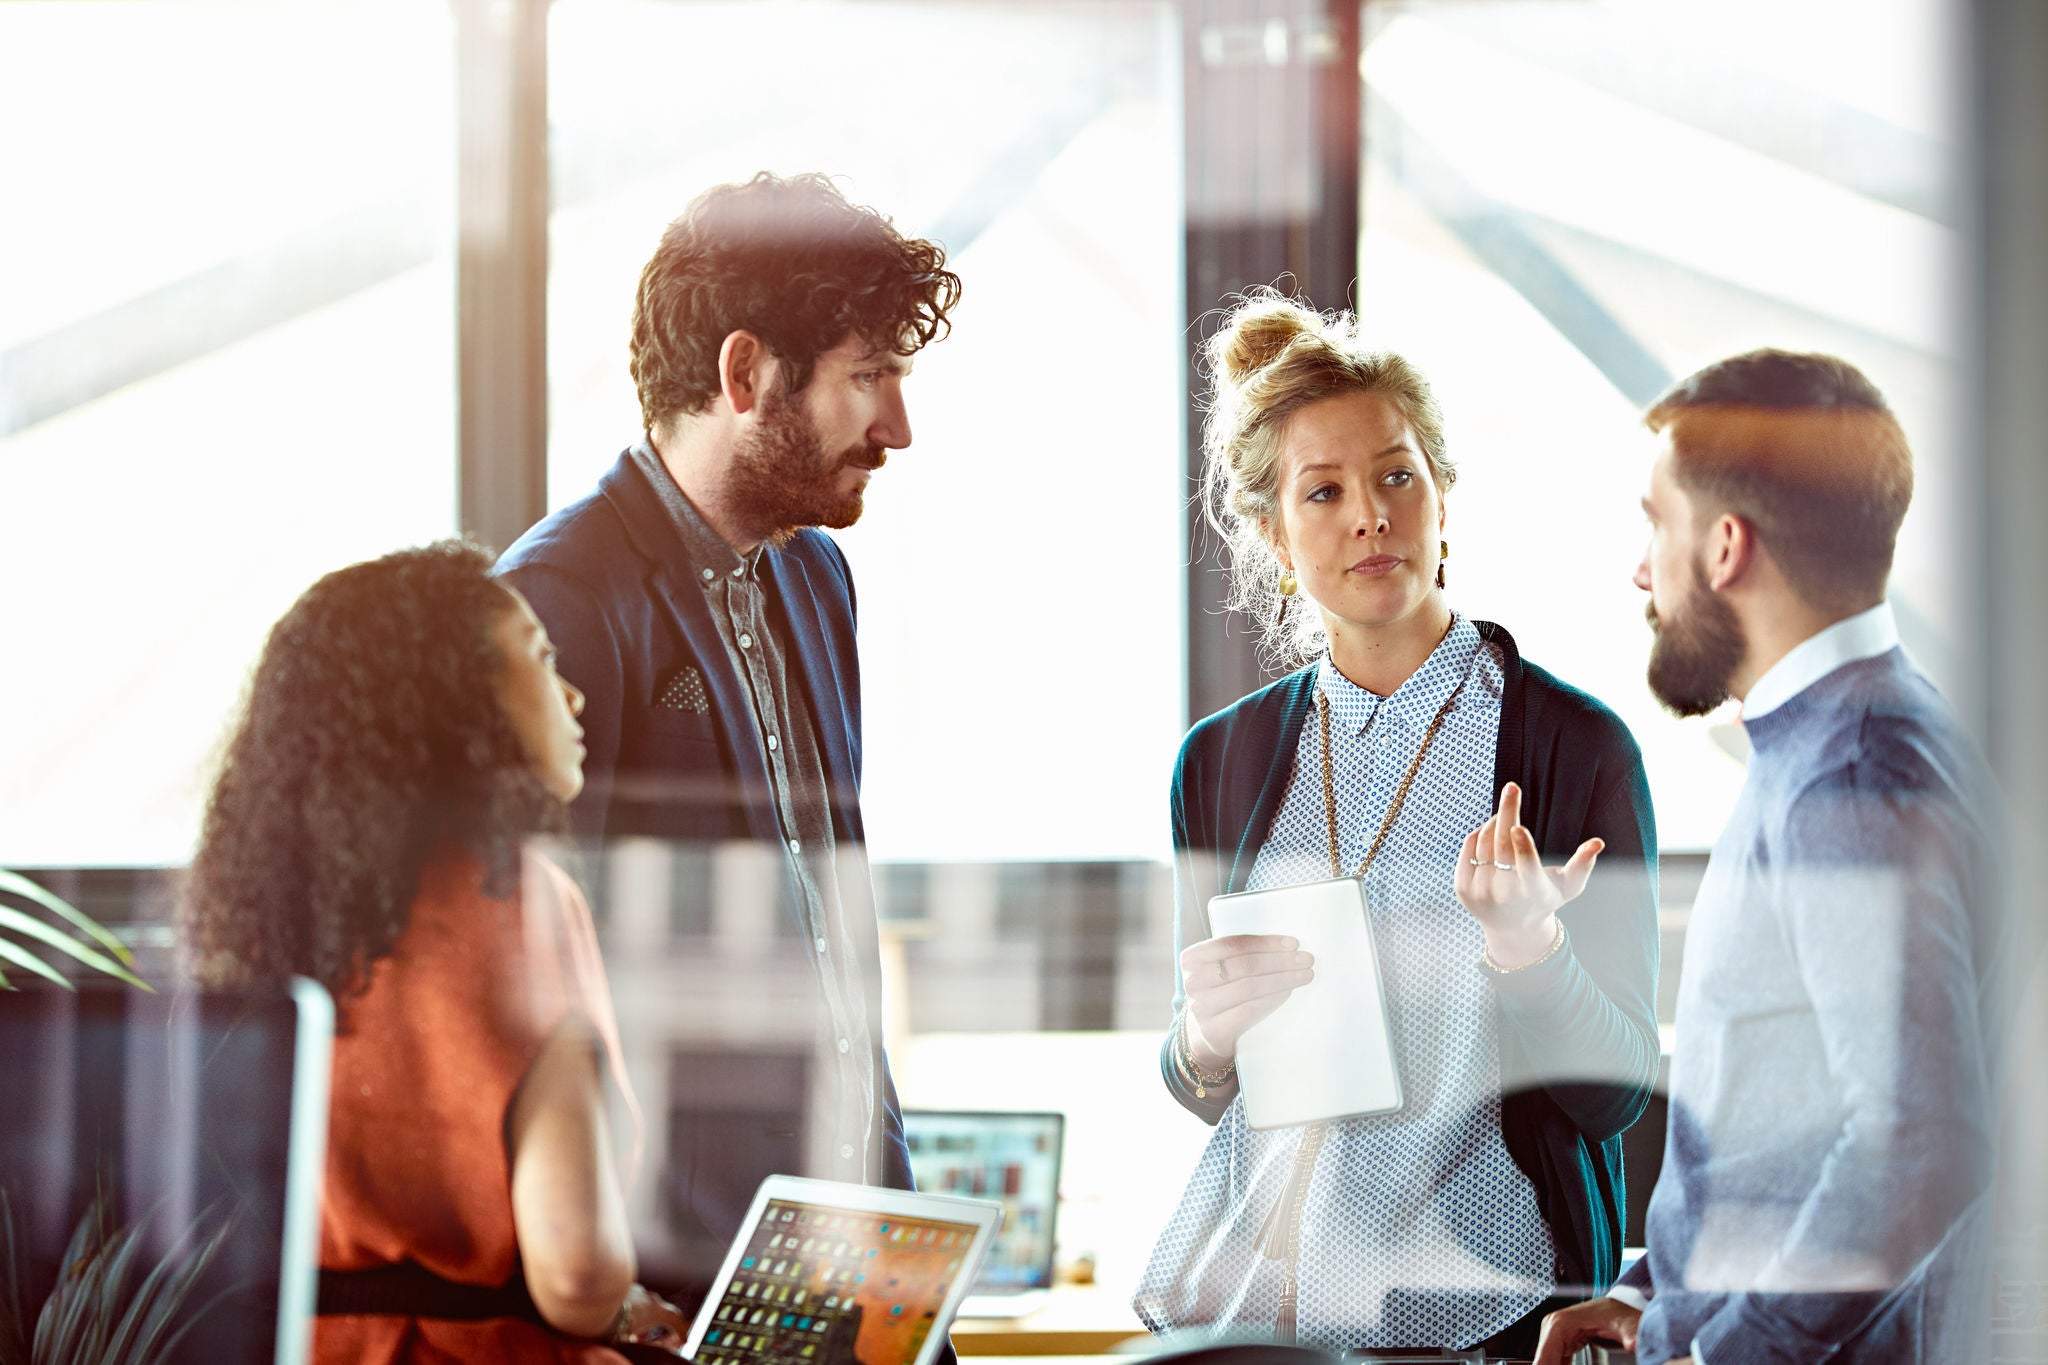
[
  {"x1": 694, "y1": 1192, "x2": 989, "y2": 1365},
  {"x1": 900, "y1": 1110, "x2": 1063, "y2": 1293}
]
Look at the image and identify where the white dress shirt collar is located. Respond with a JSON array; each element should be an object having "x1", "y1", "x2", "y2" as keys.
[{"x1": 1741, "y1": 600, "x2": 1900, "y2": 721}]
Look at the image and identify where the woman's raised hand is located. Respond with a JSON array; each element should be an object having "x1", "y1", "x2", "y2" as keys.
[
  {"x1": 1454, "y1": 781, "x2": 1602, "y2": 969},
  {"x1": 1179, "y1": 934, "x2": 1314, "y2": 1072}
]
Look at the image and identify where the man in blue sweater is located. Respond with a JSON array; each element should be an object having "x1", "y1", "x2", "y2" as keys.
[{"x1": 1535, "y1": 351, "x2": 2002, "y2": 1365}]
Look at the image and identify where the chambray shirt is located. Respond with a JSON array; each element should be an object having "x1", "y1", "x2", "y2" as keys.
[
  {"x1": 1148, "y1": 615, "x2": 1555, "y2": 1349},
  {"x1": 1616, "y1": 621, "x2": 1998, "y2": 1365},
  {"x1": 629, "y1": 442, "x2": 878, "y2": 1183}
]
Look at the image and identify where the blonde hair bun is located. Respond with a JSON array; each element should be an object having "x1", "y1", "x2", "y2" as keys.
[
  {"x1": 1210, "y1": 293, "x2": 1324, "y2": 389},
  {"x1": 1196, "y1": 287, "x2": 1455, "y2": 674}
]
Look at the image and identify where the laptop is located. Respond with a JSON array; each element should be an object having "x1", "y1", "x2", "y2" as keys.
[
  {"x1": 900, "y1": 1110, "x2": 1064, "y2": 1318},
  {"x1": 684, "y1": 1174, "x2": 1004, "y2": 1365}
]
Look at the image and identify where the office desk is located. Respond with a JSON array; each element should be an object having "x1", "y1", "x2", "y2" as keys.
[
  {"x1": 949, "y1": 1285, "x2": 1149, "y2": 1356},
  {"x1": 947, "y1": 1289, "x2": 1633, "y2": 1362}
]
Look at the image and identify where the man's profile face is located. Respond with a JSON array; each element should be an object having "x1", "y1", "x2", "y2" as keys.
[
  {"x1": 727, "y1": 334, "x2": 915, "y2": 545},
  {"x1": 1635, "y1": 440, "x2": 1746, "y2": 717}
]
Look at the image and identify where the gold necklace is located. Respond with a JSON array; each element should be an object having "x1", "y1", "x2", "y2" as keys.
[{"x1": 1316, "y1": 671, "x2": 1469, "y2": 880}]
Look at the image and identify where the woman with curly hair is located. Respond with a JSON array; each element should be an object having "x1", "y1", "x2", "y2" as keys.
[
  {"x1": 1134, "y1": 294, "x2": 1660, "y2": 1356},
  {"x1": 181, "y1": 540, "x2": 687, "y2": 1362}
]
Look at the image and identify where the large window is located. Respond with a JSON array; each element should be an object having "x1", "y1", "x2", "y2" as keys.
[
  {"x1": 546, "y1": 0, "x2": 1187, "y2": 864},
  {"x1": 1358, "y1": 0, "x2": 1967, "y2": 849},
  {"x1": 7, "y1": 0, "x2": 2016, "y2": 1329},
  {"x1": 0, "y1": 1, "x2": 459, "y2": 866},
  {"x1": 544, "y1": 0, "x2": 1193, "y2": 1295}
]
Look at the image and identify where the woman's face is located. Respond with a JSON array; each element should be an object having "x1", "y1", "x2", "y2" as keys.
[
  {"x1": 490, "y1": 588, "x2": 586, "y2": 803},
  {"x1": 1268, "y1": 389, "x2": 1445, "y2": 637}
]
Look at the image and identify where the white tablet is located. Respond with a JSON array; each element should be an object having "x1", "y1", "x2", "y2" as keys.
[
  {"x1": 1207, "y1": 876, "x2": 1403, "y2": 1129},
  {"x1": 684, "y1": 1175, "x2": 1004, "y2": 1365}
]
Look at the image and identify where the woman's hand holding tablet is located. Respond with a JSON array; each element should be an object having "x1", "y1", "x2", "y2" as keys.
[{"x1": 1178, "y1": 933, "x2": 1316, "y2": 1072}]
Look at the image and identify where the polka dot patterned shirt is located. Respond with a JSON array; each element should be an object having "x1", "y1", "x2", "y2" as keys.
[{"x1": 1139, "y1": 613, "x2": 1555, "y2": 1349}]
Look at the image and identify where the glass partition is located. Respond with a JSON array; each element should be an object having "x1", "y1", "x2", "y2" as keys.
[
  {"x1": 0, "y1": 0, "x2": 459, "y2": 867},
  {"x1": 1358, "y1": 0, "x2": 1967, "y2": 851}
]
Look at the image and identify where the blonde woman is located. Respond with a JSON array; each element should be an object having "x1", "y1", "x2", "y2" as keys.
[{"x1": 1134, "y1": 295, "x2": 1659, "y2": 1356}]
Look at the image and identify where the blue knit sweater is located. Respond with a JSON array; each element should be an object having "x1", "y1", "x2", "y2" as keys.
[{"x1": 1624, "y1": 648, "x2": 2001, "y2": 1365}]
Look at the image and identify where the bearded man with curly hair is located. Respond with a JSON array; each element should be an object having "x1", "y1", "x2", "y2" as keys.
[{"x1": 498, "y1": 172, "x2": 961, "y2": 1298}]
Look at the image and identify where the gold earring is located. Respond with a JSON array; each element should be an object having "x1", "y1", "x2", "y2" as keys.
[
  {"x1": 1437, "y1": 539, "x2": 1448, "y2": 590},
  {"x1": 1278, "y1": 570, "x2": 1298, "y2": 597}
]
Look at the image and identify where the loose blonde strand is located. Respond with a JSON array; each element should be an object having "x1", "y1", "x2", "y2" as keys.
[{"x1": 1197, "y1": 288, "x2": 1456, "y2": 673}]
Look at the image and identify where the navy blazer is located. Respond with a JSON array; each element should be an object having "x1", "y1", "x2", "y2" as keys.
[
  {"x1": 1160, "y1": 622, "x2": 1661, "y2": 1294},
  {"x1": 497, "y1": 451, "x2": 916, "y2": 1283}
]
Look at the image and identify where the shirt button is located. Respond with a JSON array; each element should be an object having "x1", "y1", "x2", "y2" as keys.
[
  {"x1": 815, "y1": 936, "x2": 828, "y2": 954},
  {"x1": 839, "y1": 1144, "x2": 854, "y2": 1160},
  {"x1": 837, "y1": 1037, "x2": 850, "y2": 1054},
  {"x1": 789, "y1": 838, "x2": 802, "y2": 855},
  {"x1": 767, "y1": 734, "x2": 779, "y2": 751},
  {"x1": 700, "y1": 567, "x2": 715, "y2": 581},
  {"x1": 731, "y1": 566, "x2": 744, "y2": 579},
  {"x1": 738, "y1": 632, "x2": 753, "y2": 649}
]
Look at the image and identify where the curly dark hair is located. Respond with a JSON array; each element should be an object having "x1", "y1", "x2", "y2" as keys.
[
  {"x1": 179, "y1": 540, "x2": 562, "y2": 1004},
  {"x1": 629, "y1": 171, "x2": 964, "y2": 432}
]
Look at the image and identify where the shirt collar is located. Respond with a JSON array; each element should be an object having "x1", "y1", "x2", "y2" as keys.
[
  {"x1": 629, "y1": 439, "x2": 764, "y2": 583},
  {"x1": 1316, "y1": 612, "x2": 1483, "y2": 736},
  {"x1": 1741, "y1": 600, "x2": 1900, "y2": 721}
]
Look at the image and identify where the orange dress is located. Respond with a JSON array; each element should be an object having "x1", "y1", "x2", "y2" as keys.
[{"x1": 316, "y1": 850, "x2": 640, "y2": 1364}]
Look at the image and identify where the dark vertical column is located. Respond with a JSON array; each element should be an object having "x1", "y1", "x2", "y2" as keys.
[
  {"x1": 1978, "y1": 2, "x2": 2048, "y2": 803},
  {"x1": 454, "y1": 0, "x2": 550, "y2": 554},
  {"x1": 1181, "y1": 0, "x2": 1363, "y2": 727},
  {"x1": 1975, "y1": 0, "x2": 2048, "y2": 1307}
]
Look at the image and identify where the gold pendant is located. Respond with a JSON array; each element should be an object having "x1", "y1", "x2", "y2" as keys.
[{"x1": 1196, "y1": 1084, "x2": 1207, "y2": 1099}]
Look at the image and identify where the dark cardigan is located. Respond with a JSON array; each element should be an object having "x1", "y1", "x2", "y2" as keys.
[{"x1": 1158, "y1": 621, "x2": 1660, "y2": 1293}]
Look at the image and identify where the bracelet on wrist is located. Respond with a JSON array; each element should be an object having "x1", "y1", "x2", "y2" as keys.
[
  {"x1": 1168, "y1": 1027, "x2": 1203, "y2": 1089},
  {"x1": 603, "y1": 1289, "x2": 636, "y2": 1345},
  {"x1": 1177, "y1": 1010, "x2": 1235, "y2": 1098},
  {"x1": 1482, "y1": 919, "x2": 1567, "y2": 975}
]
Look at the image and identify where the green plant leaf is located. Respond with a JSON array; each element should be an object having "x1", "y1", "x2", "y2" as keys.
[
  {"x1": 104, "y1": 1242, "x2": 172, "y2": 1365},
  {"x1": 105, "y1": 1212, "x2": 183, "y2": 1365},
  {"x1": 27, "y1": 1198, "x2": 237, "y2": 1365},
  {"x1": 84, "y1": 1223, "x2": 146, "y2": 1363},
  {"x1": 0, "y1": 908, "x2": 149, "y2": 993},
  {"x1": 110, "y1": 1211, "x2": 234, "y2": 1365},
  {"x1": 36, "y1": 1204, "x2": 106, "y2": 1364},
  {"x1": 0, "y1": 940, "x2": 70, "y2": 992},
  {"x1": 0, "y1": 871, "x2": 136, "y2": 969},
  {"x1": 0, "y1": 1189, "x2": 30, "y2": 1364}
]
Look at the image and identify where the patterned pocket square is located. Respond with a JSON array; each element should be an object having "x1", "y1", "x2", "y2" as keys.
[{"x1": 655, "y1": 665, "x2": 711, "y2": 715}]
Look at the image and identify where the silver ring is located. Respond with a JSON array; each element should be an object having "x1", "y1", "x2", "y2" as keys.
[
  {"x1": 1469, "y1": 857, "x2": 1488, "y2": 866},
  {"x1": 1493, "y1": 861, "x2": 1514, "y2": 871},
  {"x1": 1213, "y1": 961, "x2": 1228, "y2": 985}
]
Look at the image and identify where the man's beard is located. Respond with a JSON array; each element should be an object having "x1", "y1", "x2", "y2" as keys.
[
  {"x1": 1645, "y1": 559, "x2": 1746, "y2": 717},
  {"x1": 726, "y1": 386, "x2": 885, "y2": 547}
]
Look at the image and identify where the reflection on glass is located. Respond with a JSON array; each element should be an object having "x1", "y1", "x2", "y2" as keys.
[
  {"x1": 547, "y1": 0, "x2": 1185, "y2": 864},
  {"x1": 1359, "y1": 0, "x2": 1965, "y2": 849},
  {"x1": 0, "y1": 1, "x2": 458, "y2": 866}
]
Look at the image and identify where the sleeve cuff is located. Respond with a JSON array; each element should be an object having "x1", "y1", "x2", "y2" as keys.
[{"x1": 1607, "y1": 1284, "x2": 1651, "y2": 1314}]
